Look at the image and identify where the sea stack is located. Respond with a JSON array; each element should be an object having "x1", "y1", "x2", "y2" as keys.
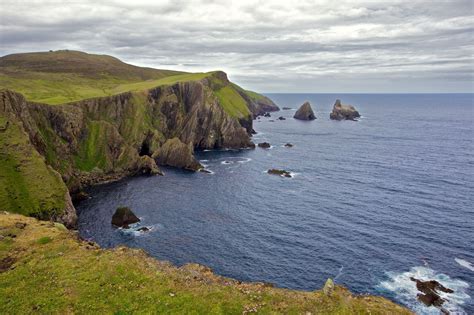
[
  {"x1": 293, "y1": 102, "x2": 316, "y2": 120},
  {"x1": 329, "y1": 99, "x2": 360, "y2": 120},
  {"x1": 112, "y1": 207, "x2": 140, "y2": 228}
]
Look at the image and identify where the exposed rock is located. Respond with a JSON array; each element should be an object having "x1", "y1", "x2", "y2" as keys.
[
  {"x1": 72, "y1": 191, "x2": 89, "y2": 202},
  {"x1": 329, "y1": 99, "x2": 360, "y2": 120},
  {"x1": 410, "y1": 277, "x2": 453, "y2": 310},
  {"x1": 267, "y1": 169, "x2": 292, "y2": 178},
  {"x1": 294, "y1": 102, "x2": 316, "y2": 120},
  {"x1": 282, "y1": 107, "x2": 292, "y2": 110},
  {"x1": 137, "y1": 227, "x2": 150, "y2": 232},
  {"x1": 112, "y1": 207, "x2": 140, "y2": 228},
  {"x1": 263, "y1": 112, "x2": 271, "y2": 117},
  {"x1": 284, "y1": 143, "x2": 293, "y2": 147},
  {"x1": 278, "y1": 116, "x2": 286, "y2": 120},
  {"x1": 136, "y1": 155, "x2": 163, "y2": 175},
  {"x1": 258, "y1": 142, "x2": 271, "y2": 149},
  {"x1": 323, "y1": 278, "x2": 335, "y2": 296},
  {"x1": 154, "y1": 137, "x2": 202, "y2": 171}
]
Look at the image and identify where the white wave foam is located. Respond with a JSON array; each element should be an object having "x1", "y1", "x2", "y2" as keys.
[
  {"x1": 378, "y1": 266, "x2": 470, "y2": 314},
  {"x1": 455, "y1": 258, "x2": 474, "y2": 272},
  {"x1": 199, "y1": 159, "x2": 209, "y2": 163},
  {"x1": 334, "y1": 265, "x2": 344, "y2": 280},
  {"x1": 238, "y1": 157, "x2": 252, "y2": 163},
  {"x1": 221, "y1": 161, "x2": 232, "y2": 165}
]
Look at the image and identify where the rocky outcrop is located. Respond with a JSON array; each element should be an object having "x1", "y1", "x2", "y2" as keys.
[
  {"x1": 329, "y1": 100, "x2": 360, "y2": 120},
  {"x1": 267, "y1": 169, "x2": 292, "y2": 178},
  {"x1": 294, "y1": 102, "x2": 316, "y2": 120},
  {"x1": 111, "y1": 206, "x2": 140, "y2": 228},
  {"x1": 258, "y1": 142, "x2": 271, "y2": 149},
  {"x1": 0, "y1": 70, "x2": 270, "y2": 224},
  {"x1": 154, "y1": 138, "x2": 202, "y2": 171},
  {"x1": 410, "y1": 277, "x2": 453, "y2": 311}
]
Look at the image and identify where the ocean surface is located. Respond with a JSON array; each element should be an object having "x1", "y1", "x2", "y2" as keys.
[{"x1": 77, "y1": 94, "x2": 474, "y2": 314}]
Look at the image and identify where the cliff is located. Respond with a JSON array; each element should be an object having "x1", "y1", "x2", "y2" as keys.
[
  {"x1": 0, "y1": 51, "x2": 277, "y2": 226},
  {"x1": 0, "y1": 212, "x2": 412, "y2": 314}
]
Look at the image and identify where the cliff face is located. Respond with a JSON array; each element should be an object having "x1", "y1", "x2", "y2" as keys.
[{"x1": 0, "y1": 71, "x2": 263, "y2": 225}]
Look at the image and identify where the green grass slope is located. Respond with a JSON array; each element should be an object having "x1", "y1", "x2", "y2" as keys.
[
  {"x1": 0, "y1": 116, "x2": 67, "y2": 219},
  {"x1": 0, "y1": 212, "x2": 412, "y2": 314}
]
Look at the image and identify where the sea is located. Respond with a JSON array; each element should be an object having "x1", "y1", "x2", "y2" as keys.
[{"x1": 77, "y1": 93, "x2": 474, "y2": 314}]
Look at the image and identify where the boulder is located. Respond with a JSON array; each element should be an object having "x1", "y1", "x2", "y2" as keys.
[
  {"x1": 329, "y1": 99, "x2": 360, "y2": 120},
  {"x1": 263, "y1": 112, "x2": 271, "y2": 117},
  {"x1": 112, "y1": 207, "x2": 140, "y2": 228},
  {"x1": 284, "y1": 143, "x2": 293, "y2": 148},
  {"x1": 293, "y1": 102, "x2": 316, "y2": 120},
  {"x1": 154, "y1": 138, "x2": 202, "y2": 171},
  {"x1": 267, "y1": 169, "x2": 292, "y2": 178},
  {"x1": 258, "y1": 142, "x2": 271, "y2": 149},
  {"x1": 278, "y1": 116, "x2": 286, "y2": 120},
  {"x1": 137, "y1": 226, "x2": 150, "y2": 232},
  {"x1": 323, "y1": 278, "x2": 335, "y2": 296}
]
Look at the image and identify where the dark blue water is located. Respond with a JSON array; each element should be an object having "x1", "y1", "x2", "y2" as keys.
[{"x1": 77, "y1": 94, "x2": 474, "y2": 314}]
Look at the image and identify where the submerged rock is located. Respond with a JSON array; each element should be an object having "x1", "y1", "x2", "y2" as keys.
[
  {"x1": 329, "y1": 99, "x2": 360, "y2": 120},
  {"x1": 278, "y1": 116, "x2": 286, "y2": 120},
  {"x1": 112, "y1": 207, "x2": 140, "y2": 228},
  {"x1": 258, "y1": 142, "x2": 271, "y2": 149},
  {"x1": 294, "y1": 102, "x2": 316, "y2": 120},
  {"x1": 284, "y1": 143, "x2": 293, "y2": 148},
  {"x1": 267, "y1": 169, "x2": 292, "y2": 178},
  {"x1": 282, "y1": 107, "x2": 292, "y2": 110},
  {"x1": 137, "y1": 227, "x2": 150, "y2": 232}
]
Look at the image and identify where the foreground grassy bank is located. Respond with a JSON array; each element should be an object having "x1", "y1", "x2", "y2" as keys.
[{"x1": 0, "y1": 212, "x2": 411, "y2": 314}]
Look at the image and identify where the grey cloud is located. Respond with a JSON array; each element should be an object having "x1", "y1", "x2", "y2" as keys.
[{"x1": 0, "y1": 0, "x2": 473, "y2": 92}]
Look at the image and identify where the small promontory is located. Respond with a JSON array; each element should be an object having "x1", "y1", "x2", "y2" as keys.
[
  {"x1": 294, "y1": 102, "x2": 316, "y2": 120},
  {"x1": 329, "y1": 99, "x2": 360, "y2": 120}
]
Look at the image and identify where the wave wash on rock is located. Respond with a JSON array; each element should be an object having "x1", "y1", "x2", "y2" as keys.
[{"x1": 0, "y1": 67, "x2": 278, "y2": 227}]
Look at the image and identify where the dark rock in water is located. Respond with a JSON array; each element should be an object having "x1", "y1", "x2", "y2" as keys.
[
  {"x1": 269, "y1": 120, "x2": 275, "y2": 122},
  {"x1": 329, "y1": 99, "x2": 360, "y2": 120},
  {"x1": 294, "y1": 102, "x2": 316, "y2": 120},
  {"x1": 263, "y1": 112, "x2": 271, "y2": 117},
  {"x1": 112, "y1": 207, "x2": 140, "y2": 228},
  {"x1": 267, "y1": 169, "x2": 292, "y2": 178},
  {"x1": 410, "y1": 277, "x2": 453, "y2": 310},
  {"x1": 72, "y1": 191, "x2": 89, "y2": 203},
  {"x1": 251, "y1": 128, "x2": 257, "y2": 135},
  {"x1": 258, "y1": 142, "x2": 271, "y2": 148},
  {"x1": 278, "y1": 116, "x2": 286, "y2": 120},
  {"x1": 137, "y1": 227, "x2": 150, "y2": 232},
  {"x1": 284, "y1": 143, "x2": 293, "y2": 148},
  {"x1": 282, "y1": 107, "x2": 292, "y2": 110}
]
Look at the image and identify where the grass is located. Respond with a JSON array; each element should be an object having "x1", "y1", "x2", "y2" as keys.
[
  {"x1": 0, "y1": 212, "x2": 412, "y2": 314},
  {"x1": 214, "y1": 85, "x2": 251, "y2": 118},
  {"x1": 0, "y1": 115, "x2": 67, "y2": 219},
  {"x1": 0, "y1": 72, "x2": 212, "y2": 105}
]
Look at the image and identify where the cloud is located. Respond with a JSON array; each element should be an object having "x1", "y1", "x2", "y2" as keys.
[{"x1": 0, "y1": 0, "x2": 473, "y2": 92}]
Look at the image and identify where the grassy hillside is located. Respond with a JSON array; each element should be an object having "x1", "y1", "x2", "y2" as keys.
[
  {"x1": 0, "y1": 115, "x2": 67, "y2": 219},
  {"x1": 0, "y1": 212, "x2": 412, "y2": 314}
]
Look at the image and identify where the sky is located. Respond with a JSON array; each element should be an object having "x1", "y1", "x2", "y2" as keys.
[{"x1": 1, "y1": 0, "x2": 473, "y2": 93}]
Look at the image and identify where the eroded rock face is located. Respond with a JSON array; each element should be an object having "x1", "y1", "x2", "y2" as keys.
[
  {"x1": 154, "y1": 137, "x2": 202, "y2": 171},
  {"x1": 111, "y1": 207, "x2": 140, "y2": 228},
  {"x1": 329, "y1": 99, "x2": 360, "y2": 120},
  {"x1": 294, "y1": 102, "x2": 316, "y2": 120}
]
